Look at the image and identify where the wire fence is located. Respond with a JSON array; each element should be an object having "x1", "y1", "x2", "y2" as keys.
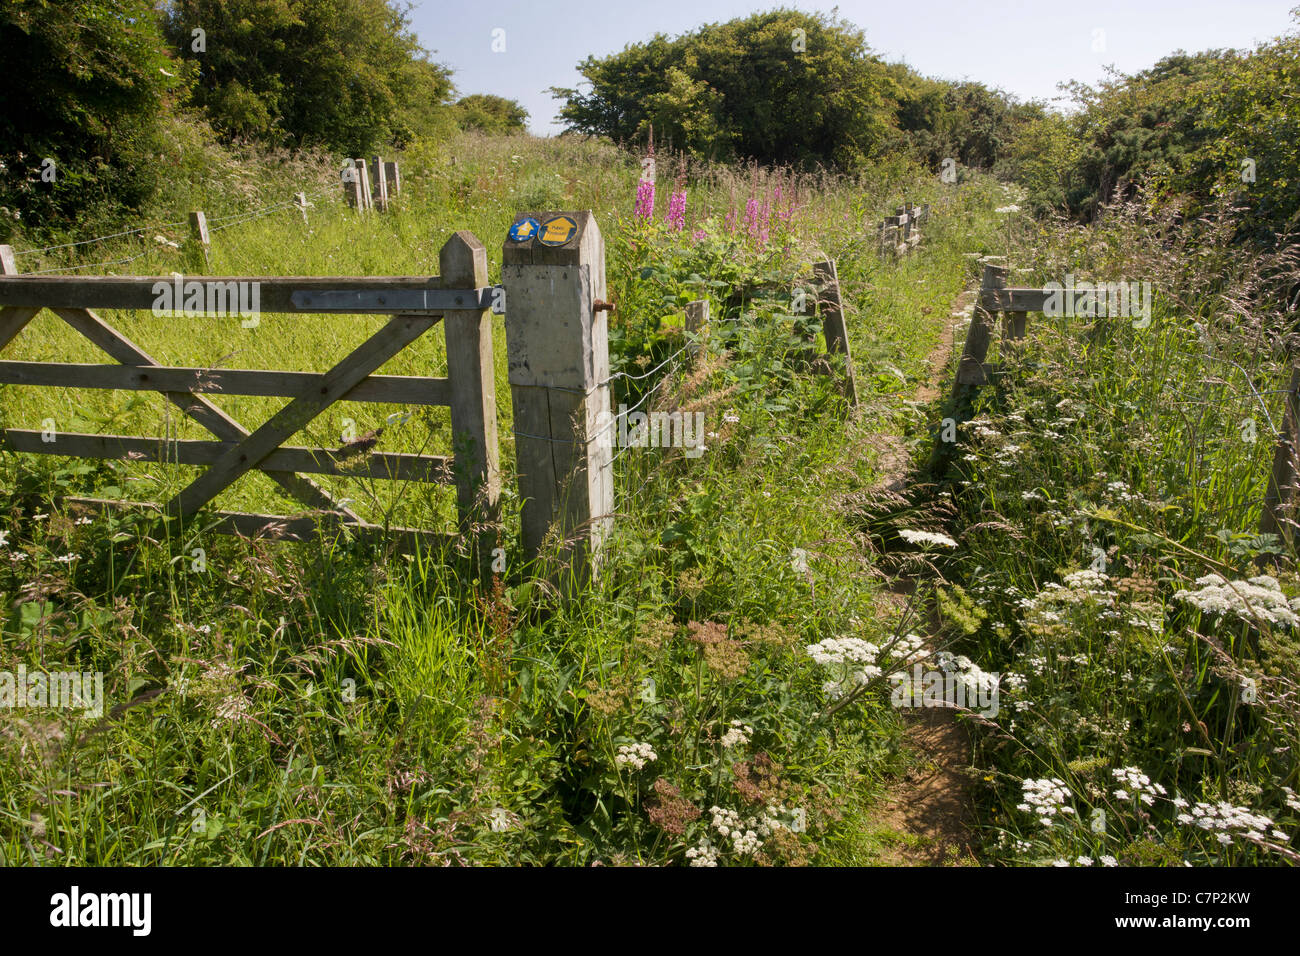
[{"x1": 7, "y1": 185, "x2": 339, "y2": 275}]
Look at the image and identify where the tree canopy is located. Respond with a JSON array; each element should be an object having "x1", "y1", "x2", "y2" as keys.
[
  {"x1": 160, "y1": 0, "x2": 455, "y2": 154},
  {"x1": 0, "y1": 0, "x2": 181, "y2": 228},
  {"x1": 552, "y1": 9, "x2": 901, "y2": 171},
  {"x1": 1000, "y1": 18, "x2": 1300, "y2": 240},
  {"x1": 454, "y1": 95, "x2": 529, "y2": 135}
]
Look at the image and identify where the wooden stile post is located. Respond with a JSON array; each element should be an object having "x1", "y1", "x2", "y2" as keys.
[
  {"x1": 294, "y1": 192, "x2": 309, "y2": 226},
  {"x1": 188, "y1": 211, "x2": 210, "y2": 270},
  {"x1": 440, "y1": 231, "x2": 501, "y2": 552},
  {"x1": 355, "y1": 159, "x2": 374, "y2": 210},
  {"x1": 383, "y1": 161, "x2": 401, "y2": 201},
  {"x1": 882, "y1": 215, "x2": 903, "y2": 256},
  {"x1": 953, "y1": 263, "x2": 1007, "y2": 390},
  {"x1": 501, "y1": 210, "x2": 613, "y2": 580},
  {"x1": 343, "y1": 160, "x2": 366, "y2": 209},
  {"x1": 813, "y1": 259, "x2": 859, "y2": 406},
  {"x1": 896, "y1": 206, "x2": 912, "y2": 245}
]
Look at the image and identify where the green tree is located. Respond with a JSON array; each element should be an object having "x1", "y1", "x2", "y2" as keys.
[
  {"x1": 1181, "y1": 27, "x2": 1300, "y2": 240},
  {"x1": 454, "y1": 94, "x2": 529, "y2": 134},
  {"x1": 996, "y1": 105, "x2": 1076, "y2": 213},
  {"x1": 551, "y1": 9, "x2": 899, "y2": 171},
  {"x1": 1041, "y1": 52, "x2": 1231, "y2": 220},
  {"x1": 161, "y1": 0, "x2": 455, "y2": 154},
  {"x1": 891, "y1": 72, "x2": 1026, "y2": 171},
  {"x1": 0, "y1": 0, "x2": 181, "y2": 235}
]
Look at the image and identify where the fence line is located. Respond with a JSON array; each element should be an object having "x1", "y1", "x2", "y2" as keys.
[
  {"x1": 878, "y1": 202, "x2": 931, "y2": 257},
  {"x1": 0, "y1": 196, "x2": 936, "y2": 580},
  {"x1": 945, "y1": 261, "x2": 1299, "y2": 549},
  {"x1": 9, "y1": 186, "x2": 339, "y2": 268}
]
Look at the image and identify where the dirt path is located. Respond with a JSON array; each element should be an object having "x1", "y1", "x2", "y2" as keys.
[{"x1": 860, "y1": 286, "x2": 981, "y2": 866}]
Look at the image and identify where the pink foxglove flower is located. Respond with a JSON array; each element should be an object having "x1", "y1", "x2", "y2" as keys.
[
  {"x1": 634, "y1": 178, "x2": 655, "y2": 220},
  {"x1": 666, "y1": 190, "x2": 687, "y2": 230},
  {"x1": 743, "y1": 198, "x2": 760, "y2": 236}
]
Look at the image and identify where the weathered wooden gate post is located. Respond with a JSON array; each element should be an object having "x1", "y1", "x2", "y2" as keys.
[
  {"x1": 343, "y1": 160, "x2": 366, "y2": 209},
  {"x1": 440, "y1": 231, "x2": 501, "y2": 552},
  {"x1": 370, "y1": 155, "x2": 389, "y2": 211},
  {"x1": 501, "y1": 210, "x2": 613, "y2": 578},
  {"x1": 383, "y1": 161, "x2": 401, "y2": 202},
  {"x1": 355, "y1": 159, "x2": 374, "y2": 210}
]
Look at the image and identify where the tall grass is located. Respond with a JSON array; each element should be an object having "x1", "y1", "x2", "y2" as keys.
[
  {"x1": 0, "y1": 132, "x2": 1009, "y2": 865},
  {"x1": 931, "y1": 198, "x2": 1300, "y2": 865}
]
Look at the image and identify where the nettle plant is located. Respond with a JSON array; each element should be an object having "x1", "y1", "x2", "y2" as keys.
[{"x1": 607, "y1": 221, "x2": 848, "y2": 423}]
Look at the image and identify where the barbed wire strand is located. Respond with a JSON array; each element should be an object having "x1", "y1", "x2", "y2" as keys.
[
  {"x1": 11, "y1": 187, "x2": 337, "y2": 260},
  {"x1": 11, "y1": 220, "x2": 189, "y2": 257},
  {"x1": 24, "y1": 250, "x2": 154, "y2": 275},
  {"x1": 510, "y1": 351, "x2": 687, "y2": 451},
  {"x1": 1194, "y1": 349, "x2": 1284, "y2": 436}
]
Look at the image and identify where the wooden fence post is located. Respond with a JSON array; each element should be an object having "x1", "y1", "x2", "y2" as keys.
[
  {"x1": 896, "y1": 206, "x2": 912, "y2": 246},
  {"x1": 685, "y1": 299, "x2": 709, "y2": 360},
  {"x1": 440, "y1": 231, "x2": 501, "y2": 553},
  {"x1": 384, "y1": 161, "x2": 401, "y2": 202},
  {"x1": 343, "y1": 161, "x2": 366, "y2": 209},
  {"x1": 295, "y1": 192, "x2": 309, "y2": 226},
  {"x1": 188, "y1": 211, "x2": 209, "y2": 270},
  {"x1": 882, "y1": 215, "x2": 903, "y2": 257},
  {"x1": 355, "y1": 159, "x2": 374, "y2": 210},
  {"x1": 1260, "y1": 357, "x2": 1300, "y2": 551},
  {"x1": 813, "y1": 259, "x2": 859, "y2": 406},
  {"x1": 501, "y1": 210, "x2": 613, "y2": 579},
  {"x1": 953, "y1": 263, "x2": 1007, "y2": 390},
  {"x1": 370, "y1": 155, "x2": 389, "y2": 211}
]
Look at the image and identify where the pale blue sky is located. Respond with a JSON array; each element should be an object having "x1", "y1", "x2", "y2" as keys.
[{"x1": 407, "y1": 0, "x2": 1298, "y2": 134}]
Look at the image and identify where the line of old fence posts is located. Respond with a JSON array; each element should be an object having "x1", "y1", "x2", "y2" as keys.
[
  {"x1": 946, "y1": 259, "x2": 1300, "y2": 554},
  {"x1": 342, "y1": 158, "x2": 401, "y2": 211},
  {"x1": 878, "y1": 202, "x2": 930, "y2": 257}
]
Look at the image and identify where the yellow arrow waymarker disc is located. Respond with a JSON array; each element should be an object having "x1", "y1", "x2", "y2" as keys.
[{"x1": 538, "y1": 215, "x2": 579, "y2": 246}]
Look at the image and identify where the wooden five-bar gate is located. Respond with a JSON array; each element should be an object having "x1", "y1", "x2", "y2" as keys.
[
  {"x1": 0, "y1": 208, "x2": 858, "y2": 577},
  {"x1": 0, "y1": 232, "x2": 499, "y2": 550}
]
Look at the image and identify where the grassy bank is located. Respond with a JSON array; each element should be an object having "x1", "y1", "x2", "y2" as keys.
[{"x1": 929, "y1": 202, "x2": 1300, "y2": 865}]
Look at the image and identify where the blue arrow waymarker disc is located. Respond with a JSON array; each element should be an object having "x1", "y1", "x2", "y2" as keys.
[
  {"x1": 509, "y1": 217, "x2": 540, "y2": 242},
  {"x1": 537, "y1": 215, "x2": 579, "y2": 246}
]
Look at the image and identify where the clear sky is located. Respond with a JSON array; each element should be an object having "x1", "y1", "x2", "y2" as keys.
[{"x1": 408, "y1": 0, "x2": 1298, "y2": 135}]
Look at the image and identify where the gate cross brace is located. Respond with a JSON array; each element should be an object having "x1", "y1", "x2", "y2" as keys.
[
  {"x1": 164, "y1": 313, "x2": 439, "y2": 519},
  {"x1": 50, "y1": 306, "x2": 365, "y2": 523}
]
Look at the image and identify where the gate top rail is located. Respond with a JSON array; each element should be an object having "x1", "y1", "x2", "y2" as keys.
[{"x1": 0, "y1": 275, "x2": 495, "y2": 315}]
